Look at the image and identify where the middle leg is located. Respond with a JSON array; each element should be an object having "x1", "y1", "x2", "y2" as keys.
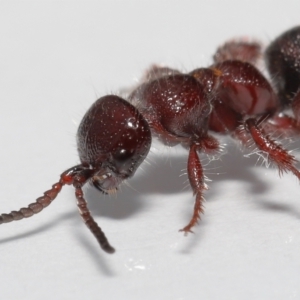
[{"x1": 234, "y1": 117, "x2": 300, "y2": 179}]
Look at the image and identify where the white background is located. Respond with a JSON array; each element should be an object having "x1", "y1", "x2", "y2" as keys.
[{"x1": 1, "y1": 1, "x2": 300, "y2": 299}]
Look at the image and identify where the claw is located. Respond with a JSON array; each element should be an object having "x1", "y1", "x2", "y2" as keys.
[{"x1": 179, "y1": 227, "x2": 195, "y2": 235}]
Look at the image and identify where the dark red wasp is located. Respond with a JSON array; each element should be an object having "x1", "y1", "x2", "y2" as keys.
[{"x1": 1, "y1": 26, "x2": 300, "y2": 253}]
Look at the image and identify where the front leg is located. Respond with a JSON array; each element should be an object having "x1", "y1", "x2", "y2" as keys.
[{"x1": 180, "y1": 143, "x2": 206, "y2": 234}]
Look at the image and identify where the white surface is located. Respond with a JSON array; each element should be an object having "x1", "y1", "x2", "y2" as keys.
[{"x1": 0, "y1": 1, "x2": 300, "y2": 300}]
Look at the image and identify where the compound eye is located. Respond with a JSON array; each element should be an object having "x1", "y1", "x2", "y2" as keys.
[
  {"x1": 111, "y1": 143, "x2": 143, "y2": 178},
  {"x1": 113, "y1": 148, "x2": 134, "y2": 165}
]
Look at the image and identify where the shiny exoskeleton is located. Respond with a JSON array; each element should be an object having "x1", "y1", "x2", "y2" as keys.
[
  {"x1": 1, "y1": 26, "x2": 300, "y2": 254},
  {"x1": 0, "y1": 96, "x2": 151, "y2": 253}
]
